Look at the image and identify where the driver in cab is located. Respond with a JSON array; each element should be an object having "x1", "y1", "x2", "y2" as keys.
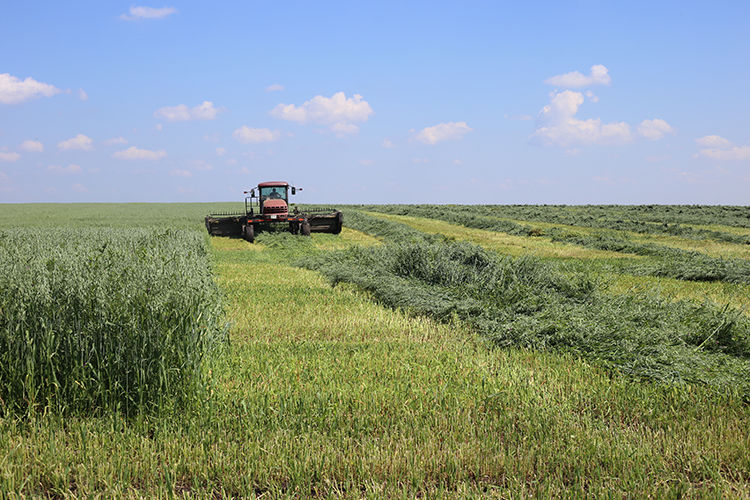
[{"x1": 268, "y1": 188, "x2": 282, "y2": 199}]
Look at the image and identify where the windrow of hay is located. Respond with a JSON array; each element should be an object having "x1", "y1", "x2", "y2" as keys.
[
  {"x1": 0, "y1": 228, "x2": 226, "y2": 417},
  {"x1": 359, "y1": 205, "x2": 750, "y2": 285},
  {"x1": 300, "y1": 239, "x2": 750, "y2": 398}
]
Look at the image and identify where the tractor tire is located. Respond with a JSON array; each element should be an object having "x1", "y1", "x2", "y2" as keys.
[
  {"x1": 301, "y1": 221, "x2": 311, "y2": 237},
  {"x1": 331, "y1": 212, "x2": 343, "y2": 234},
  {"x1": 242, "y1": 224, "x2": 255, "y2": 243}
]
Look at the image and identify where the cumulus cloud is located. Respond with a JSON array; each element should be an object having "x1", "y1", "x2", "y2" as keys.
[
  {"x1": 0, "y1": 151, "x2": 20, "y2": 162},
  {"x1": 0, "y1": 73, "x2": 60, "y2": 105},
  {"x1": 584, "y1": 90, "x2": 599, "y2": 103},
  {"x1": 104, "y1": 136, "x2": 128, "y2": 146},
  {"x1": 216, "y1": 147, "x2": 226, "y2": 156},
  {"x1": 58, "y1": 134, "x2": 93, "y2": 151},
  {"x1": 266, "y1": 84, "x2": 284, "y2": 92},
  {"x1": 695, "y1": 135, "x2": 750, "y2": 161},
  {"x1": 637, "y1": 119, "x2": 674, "y2": 140},
  {"x1": 696, "y1": 135, "x2": 732, "y2": 148},
  {"x1": 78, "y1": 89, "x2": 88, "y2": 101},
  {"x1": 154, "y1": 101, "x2": 220, "y2": 122},
  {"x1": 19, "y1": 140, "x2": 44, "y2": 152},
  {"x1": 382, "y1": 139, "x2": 394, "y2": 149},
  {"x1": 121, "y1": 6, "x2": 177, "y2": 20},
  {"x1": 72, "y1": 183, "x2": 87, "y2": 193},
  {"x1": 413, "y1": 122, "x2": 473, "y2": 145},
  {"x1": 112, "y1": 146, "x2": 166, "y2": 160},
  {"x1": 232, "y1": 126, "x2": 280, "y2": 144},
  {"x1": 545, "y1": 64, "x2": 611, "y2": 88},
  {"x1": 169, "y1": 169, "x2": 192, "y2": 178},
  {"x1": 532, "y1": 90, "x2": 632, "y2": 147},
  {"x1": 271, "y1": 92, "x2": 373, "y2": 134},
  {"x1": 48, "y1": 164, "x2": 82, "y2": 174},
  {"x1": 698, "y1": 147, "x2": 750, "y2": 160}
]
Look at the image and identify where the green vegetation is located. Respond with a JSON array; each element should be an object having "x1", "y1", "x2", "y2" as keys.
[
  {"x1": 0, "y1": 227, "x2": 225, "y2": 417},
  {"x1": 301, "y1": 238, "x2": 750, "y2": 397},
  {"x1": 0, "y1": 203, "x2": 748, "y2": 496},
  {"x1": 360, "y1": 205, "x2": 750, "y2": 285}
]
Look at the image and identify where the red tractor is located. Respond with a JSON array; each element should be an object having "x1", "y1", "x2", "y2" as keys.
[{"x1": 204, "y1": 181, "x2": 342, "y2": 242}]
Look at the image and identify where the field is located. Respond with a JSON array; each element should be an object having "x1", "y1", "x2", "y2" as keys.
[{"x1": 0, "y1": 203, "x2": 749, "y2": 497}]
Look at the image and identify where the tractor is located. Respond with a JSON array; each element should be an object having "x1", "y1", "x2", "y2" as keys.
[{"x1": 204, "y1": 181, "x2": 343, "y2": 242}]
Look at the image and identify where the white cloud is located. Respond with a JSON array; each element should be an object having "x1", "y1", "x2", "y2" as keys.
[
  {"x1": 266, "y1": 84, "x2": 284, "y2": 92},
  {"x1": 170, "y1": 169, "x2": 192, "y2": 178},
  {"x1": 112, "y1": 146, "x2": 166, "y2": 160},
  {"x1": 697, "y1": 146, "x2": 750, "y2": 161},
  {"x1": 216, "y1": 147, "x2": 226, "y2": 156},
  {"x1": 696, "y1": 135, "x2": 731, "y2": 148},
  {"x1": 58, "y1": 134, "x2": 93, "y2": 151},
  {"x1": 382, "y1": 139, "x2": 394, "y2": 149},
  {"x1": 637, "y1": 119, "x2": 674, "y2": 140},
  {"x1": 271, "y1": 91, "x2": 373, "y2": 134},
  {"x1": 0, "y1": 73, "x2": 60, "y2": 105},
  {"x1": 359, "y1": 159, "x2": 373, "y2": 166},
  {"x1": 48, "y1": 164, "x2": 82, "y2": 174},
  {"x1": 120, "y1": 6, "x2": 177, "y2": 20},
  {"x1": 694, "y1": 135, "x2": 750, "y2": 160},
  {"x1": 154, "y1": 101, "x2": 220, "y2": 122},
  {"x1": 104, "y1": 136, "x2": 128, "y2": 146},
  {"x1": 411, "y1": 157, "x2": 430, "y2": 164},
  {"x1": 19, "y1": 140, "x2": 44, "y2": 152},
  {"x1": 232, "y1": 126, "x2": 280, "y2": 144},
  {"x1": 532, "y1": 90, "x2": 632, "y2": 147},
  {"x1": 545, "y1": 64, "x2": 612, "y2": 88},
  {"x1": 78, "y1": 89, "x2": 88, "y2": 101},
  {"x1": 0, "y1": 151, "x2": 20, "y2": 162},
  {"x1": 330, "y1": 122, "x2": 359, "y2": 135},
  {"x1": 72, "y1": 183, "x2": 87, "y2": 193},
  {"x1": 584, "y1": 90, "x2": 599, "y2": 103},
  {"x1": 413, "y1": 121, "x2": 472, "y2": 145}
]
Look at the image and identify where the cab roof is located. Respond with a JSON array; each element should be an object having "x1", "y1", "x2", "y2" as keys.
[{"x1": 258, "y1": 181, "x2": 289, "y2": 188}]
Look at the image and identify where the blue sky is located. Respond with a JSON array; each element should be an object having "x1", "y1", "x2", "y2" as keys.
[{"x1": 1, "y1": 1, "x2": 749, "y2": 204}]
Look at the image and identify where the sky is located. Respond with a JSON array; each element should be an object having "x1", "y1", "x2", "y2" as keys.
[{"x1": 1, "y1": 1, "x2": 749, "y2": 204}]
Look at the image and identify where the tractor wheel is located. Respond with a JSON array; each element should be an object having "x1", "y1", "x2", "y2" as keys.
[
  {"x1": 331, "y1": 212, "x2": 343, "y2": 235},
  {"x1": 242, "y1": 224, "x2": 255, "y2": 243},
  {"x1": 301, "y1": 221, "x2": 311, "y2": 237}
]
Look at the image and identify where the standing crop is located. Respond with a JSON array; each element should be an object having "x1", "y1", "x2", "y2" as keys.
[{"x1": 0, "y1": 228, "x2": 225, "y2": 417}]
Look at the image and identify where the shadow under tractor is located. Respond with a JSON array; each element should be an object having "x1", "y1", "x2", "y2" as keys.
[{"x1": 204, "y1": 181, "x2": 343, "y2": 242}]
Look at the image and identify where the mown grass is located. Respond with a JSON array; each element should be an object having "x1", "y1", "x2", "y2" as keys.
[
  {"x1": 496, "y1": 216, "x2": 750, "y2": 260},
  {"x1": 363, "y1": 205, "x2": 750, "y2": 286},
  {"x1": 609, "y1": 274, "x2": 750, "y2": 314},
  {"x1": 302, "y1": 239, "x2": 750, "y2": 397},
  {"x1": 365, "y1": 211, "x2": 630, "y2": 259}
]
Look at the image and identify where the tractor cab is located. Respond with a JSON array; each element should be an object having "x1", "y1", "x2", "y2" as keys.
[
  {"x1": 245, "y1": 181, "x2": 300, "y2": 218},
  {"x1": 258, "y1": 182, "x2": 290, "y2": 216}
]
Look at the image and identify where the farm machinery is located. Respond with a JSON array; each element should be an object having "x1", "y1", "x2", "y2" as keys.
[{"x1": 204, "y1": 181, "x2": 343, "y2": 242}]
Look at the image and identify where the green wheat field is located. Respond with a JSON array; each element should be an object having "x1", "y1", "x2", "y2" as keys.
[{"x1": 1, "y1": 203, "x2": 749, "y2": 497}]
